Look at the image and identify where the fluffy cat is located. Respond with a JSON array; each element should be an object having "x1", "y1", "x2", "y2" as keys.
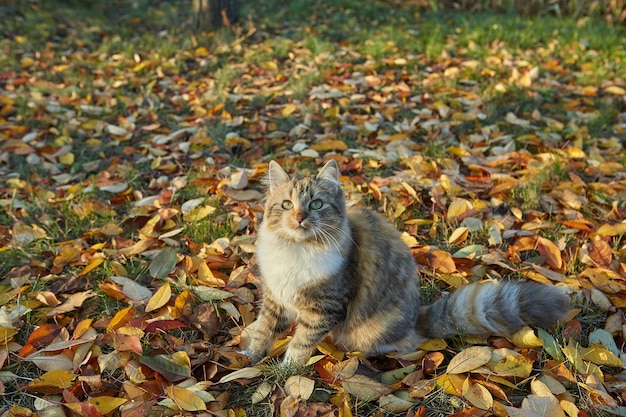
[{"x1": 242, "y1": 159, "x2": 569, "y2": 365}]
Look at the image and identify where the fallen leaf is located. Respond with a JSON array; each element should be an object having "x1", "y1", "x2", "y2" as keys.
[
  {"x1": 284, "y1": 375, "x2": 315, "y2": 400},
  {"x1": 145, "y1": 283, "x2": 172, "y2": 312},
  {"x1": 447, "y1": 346, "x2": 492, "y2": 374},
  {"x1": 165, "y1": 385, "x2": 207, "y2": 412}
]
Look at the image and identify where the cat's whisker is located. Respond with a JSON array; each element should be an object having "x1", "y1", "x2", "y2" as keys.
[
  {"x1": 314, "y1": 226, "x2": 342, "y2": 254},
  {"x1": 318, "y1": 221, "x2": 359, "y2": 249}
]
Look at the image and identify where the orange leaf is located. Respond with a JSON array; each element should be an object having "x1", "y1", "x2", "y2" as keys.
[
  {"x1": 426, "y1": 250, "x2": 457, "y2": 273},
  {"x1": 73, "y1": 319, "x2": 94, "y2": 339},
  {"x1": 537, "y1": 237, "x2": 562, "y2": 270},
  {"x1": 587, "y1": 240, "x2": 612, "y2": 268},
  {"x1": 106, "y1": 306, "x2": 137, "y2": 333},
  {"x1": 111, "y1": 334, "x2": 143, "y2": 354}
]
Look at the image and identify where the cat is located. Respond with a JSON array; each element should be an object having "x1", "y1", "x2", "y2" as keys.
[{"x1": 241, "y1": 159, "x2": 570, "y2": 366}]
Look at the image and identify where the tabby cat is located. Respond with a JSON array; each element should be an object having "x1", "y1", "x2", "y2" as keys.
[{"x1": 242, "y1": 160, "x2": 569, "y2": 365}]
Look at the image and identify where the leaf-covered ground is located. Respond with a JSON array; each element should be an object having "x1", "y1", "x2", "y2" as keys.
[{"x1": 1, "y1": 1, "x2": 625, "y2": 416}]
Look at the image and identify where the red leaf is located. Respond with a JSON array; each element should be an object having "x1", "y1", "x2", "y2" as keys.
[{"x1": 143, "y1": 320, "x2": 187, "y2": 333}]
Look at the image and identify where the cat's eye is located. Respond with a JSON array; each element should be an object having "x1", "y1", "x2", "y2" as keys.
[
  {"x1": 310, "y1": 199, "x2": 323, "y2": 210},
  {"x1": 281, "y1": 200, "x2": 294, "y2": 210}
]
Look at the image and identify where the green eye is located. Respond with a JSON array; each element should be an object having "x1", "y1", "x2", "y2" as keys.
[
  {"x1": 310, "y1": 199, "x2": 323, "y2": 210},
  {"x1": 281, "y1": 200, "x2": 294, "y2": 210}
]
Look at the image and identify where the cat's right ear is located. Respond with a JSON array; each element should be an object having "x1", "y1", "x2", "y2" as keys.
[{"x1": 268, "y1": 161, "x2": 290, "y2": 194}]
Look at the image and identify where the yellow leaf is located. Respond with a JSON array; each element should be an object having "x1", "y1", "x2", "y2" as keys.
[
  {"x1": 79, "y1": 257, "x2": 105, "y2": 277},
  {"x1": 436, "y1": 374, "x2": 464, "y2": 396},
  {"x1": 310, "y1": 140, "x2": 348, "y2": 152},
  {"x1": 447, "y1": 198, "x2": 470, "y2": 220},
  {"x1": 462, "y1": 377, "x2": 493, "y2": 410},
  {"x1": 447, "y1": 146, "x2": 471, "y2": 157},
  {"x1": 580, "y1": 344, "x2": 625, "y2": 368},
  {"x1": 560, "y1": 400, "x2": 580, "y2": 417},
  {"x1": 145, "y1": 283, "x2": 172, "y2": 313},
  {"x1": 88, "y1": 396, "x2": 128, "y2": 414},
  {"x1": 166, "y1": 385, "x2": 207, "y2": 411},
  {"x1": 107, "y1": 306, "x2": 136, "y2": 333},
  {"x1": 388, "y1": 132, "x2": 408, "y2": 141},
  {"x1": 59, "y1": 152, "x2": 74, "y2": 166},
  {"x1": 25, "y1": 369, "x2": 76, "y2": 393},
  {"x1": 448, "y1": 227, "x2": 469, "y2": 245},
  {"x1": 183, "y1": 205, "x2": 217, "y2": 222},
  {"x1": 73, "y1": 319, "x2": 94, "y2": 339},
  {"x1": 510, "y1": 326, "x2": 544, "y2": 349},
  {"x1": 595, "y1": 222, "x2": 626, "y2": 237},
  {"x1": 139, "y1": 214, "x2": 161, "y2": 236},
  {"x1": 282, "y1": 103, "x2": 298, "y2": 116},
  {"x1": 419, "y1": 339, "x2": 447, "y2": 351},
  {"x1": 605, "y1": 85, "x2": 626, "y2": 95},
  {"x1": 0, "y1": 326, "x2": 18, "y2": 343},
  {"x1": 490, "y1": 354, "x2": 534, "y2": 378},
  {"x1": 447, "y1": 346, "x2": 492, "y2": 374}
]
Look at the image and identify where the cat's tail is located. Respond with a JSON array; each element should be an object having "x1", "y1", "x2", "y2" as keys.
[{"x1": 417, "y1": 281, "x2": 570, "y2": 339}]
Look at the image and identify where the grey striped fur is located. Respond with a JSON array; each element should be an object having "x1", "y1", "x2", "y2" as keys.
[{"x1": 243, "y1": 160, "x2": 569, "y2": 365}]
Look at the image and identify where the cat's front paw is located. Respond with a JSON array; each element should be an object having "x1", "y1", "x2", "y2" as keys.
[
  {"x1": 282, "y1": 347, "x2": 311, "y2": 367},
  {"x1": 238, "y1": 349, "x2": 263, "y2": 363}
]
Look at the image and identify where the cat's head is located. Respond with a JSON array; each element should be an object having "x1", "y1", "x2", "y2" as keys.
[{"x1": 263, "y1": 160, "x2": 347, "y2": 243}]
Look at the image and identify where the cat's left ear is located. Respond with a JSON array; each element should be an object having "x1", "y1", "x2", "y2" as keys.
[
  {"x1": 268, "y1": 161, "x2": 290, "y2": 194},
  {"x1": 316, "y1": 159, "x2": 340, "y2": 184}
]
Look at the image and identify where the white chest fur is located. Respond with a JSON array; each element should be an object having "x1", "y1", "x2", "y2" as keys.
[{"x1": 256, "y1": 224, "x2": 345, "y2": 307}]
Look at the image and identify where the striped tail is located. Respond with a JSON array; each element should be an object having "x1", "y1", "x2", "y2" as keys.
[{"x1": 417, "y1": 281, "x2": 569, "y2": 339}]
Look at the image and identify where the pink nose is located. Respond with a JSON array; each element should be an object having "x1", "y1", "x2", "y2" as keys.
[{"x1": 296, "y1": 214, "x2": 305, "y2": 224}]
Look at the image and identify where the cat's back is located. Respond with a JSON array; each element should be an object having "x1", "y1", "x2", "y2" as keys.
[
  {"x1": 346, "y1": 206, "x2": 416, "y2": 280},
  {"x1": 347, "y1": 206, "x2": 406, "y2": 247}
]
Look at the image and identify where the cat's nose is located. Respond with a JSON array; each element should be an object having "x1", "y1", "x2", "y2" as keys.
[{"x1": 296, "y1": 213, "x2": 306, "y2": 224}]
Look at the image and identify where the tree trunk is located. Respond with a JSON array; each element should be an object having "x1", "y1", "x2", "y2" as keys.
[{"x1": 192, "y1": 0, "x2": 240, "y2": 31}]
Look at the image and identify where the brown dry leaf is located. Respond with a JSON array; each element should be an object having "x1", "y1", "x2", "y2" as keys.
[
  {"x1": 191, "y1": 303, "x2": 219, "y2": 338},
  {"x1": 46, "y1": 290, "x2": 96, "y2": 316},
  {"x1": 587, "y1": 240, "x2": 613, "y2": 268},
  {"x1": 378, "y1": 393, "x2": 414, "y2": 413},
  {"x1": 341, "y1": 374, "x2": 392, "y2": 401},
  {"x1": 284, "y1": 375, "x2": 315, "y2": 400}
]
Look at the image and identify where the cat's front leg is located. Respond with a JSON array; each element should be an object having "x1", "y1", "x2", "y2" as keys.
[
  {"x1": 241, "y1": 294, "x2": 290, "y2": 362},
  {"x1": 282, "y1": 305, "x2": 344, "y2": 366}
]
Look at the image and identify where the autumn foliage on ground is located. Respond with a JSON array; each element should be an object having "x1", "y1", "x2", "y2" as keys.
[{"x1": 0, "y1": 0, "x2": 625, "y2": 416}]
